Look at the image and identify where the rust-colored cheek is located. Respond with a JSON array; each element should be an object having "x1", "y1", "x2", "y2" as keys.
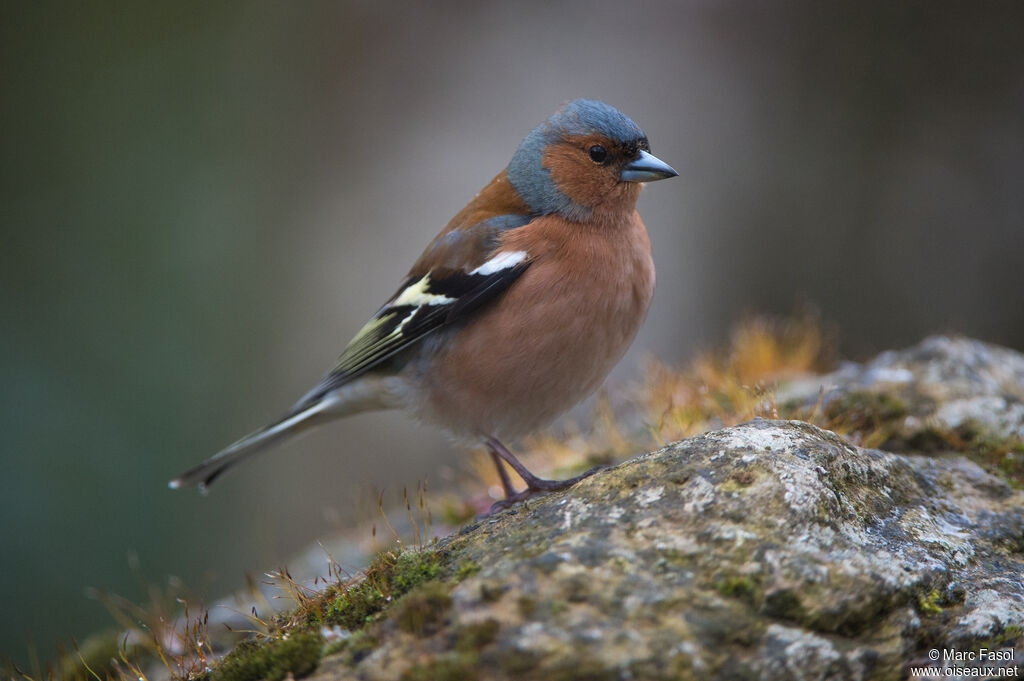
[{"x1": 543, "y1": 145, "x2": 614, "y2": 209}]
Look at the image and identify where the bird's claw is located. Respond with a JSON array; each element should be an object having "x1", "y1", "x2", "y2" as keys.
[{"x1": 486, "y1": 464, "x2": 608, "y2": 515}]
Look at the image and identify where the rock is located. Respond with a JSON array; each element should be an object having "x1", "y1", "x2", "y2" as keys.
[
  {"x1": 133, "y1": 336, "x2": 1023, "y2": 681},
  {"x1": 784, "y1": 335, "x2": 1024, "y2": 442},
  {"x1": 311, "y1": 418, "x2": 1024, "y2": 680}
]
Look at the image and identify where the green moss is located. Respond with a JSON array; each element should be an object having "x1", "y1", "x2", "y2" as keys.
[
  {"x1": 454, "y1": 559, "x2": 480, "y2": 581},
  {"x1": 211, "y1": 631, "x2": 323, "y2": 681},
  {"x1": 967, "y1": 623, "x2": 1024, "y2": 655},
  {"x1": 997, "y1": 624, "x2": 1023, "y2": 645},
  {"x1": 400, "y1": 652, "x2": 479, "y2": 681},
  {"x1": 454, "y1": 619, "x2": 500, "y2": 652},
  {"x1": 655, "y1": 548, "x2": 698, "y2": 572},
  {"x1": 815, "y1": 498, "x2": 835, "y2": 524},
  {"x1": 324, "y1": 547, "x2": 445, "y2": 630},
  {"x1": 918, "y1": 589, "x2": 943, "y2": 615},
  {"x1": 391, "y1": 549, "x2": 444, "y2": 593},
  {"x1": 325, "y1": 579, "x2": 386, "y2": 630},
  {"x1": 951, "y1": 422, "x2": 1024, "y2": 488},
  {"x1": 715, "y1": 576, "x2": 759, "y2": 603},
  {"x1": 322, "y1": 636, "x2": 349, "y2": 657},
  {"x1": 395, "y1": 581, "x2": 452, "y2": 636}
]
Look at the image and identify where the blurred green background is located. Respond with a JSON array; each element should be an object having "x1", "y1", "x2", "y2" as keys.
[{"x1": 3, "y1": 1, "x2": 1023, "y2": 664}]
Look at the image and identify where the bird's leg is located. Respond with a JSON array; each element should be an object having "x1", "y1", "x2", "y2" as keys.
[
  {"x1": 485, "y1": 436, "x2": 605, "y2": 512},
  {"x1": 489, "y1": 450, "x2": 517, "y2": 499}
]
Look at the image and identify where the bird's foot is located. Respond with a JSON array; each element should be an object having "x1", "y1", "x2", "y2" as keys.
[{"x1": 487, "y1": 465, "x2": 607, "y2": 514}]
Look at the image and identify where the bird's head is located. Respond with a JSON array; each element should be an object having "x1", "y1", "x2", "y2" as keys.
[{"x1": 507, "y1": 99, "x2": 677, "y2": 222}]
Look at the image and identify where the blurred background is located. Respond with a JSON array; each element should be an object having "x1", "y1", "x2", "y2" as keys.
[{"x1": 3, "y1": 0, "x2": 1023, "y2": 664}]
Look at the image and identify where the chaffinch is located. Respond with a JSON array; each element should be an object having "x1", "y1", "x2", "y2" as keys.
[{"x1": 170, "y1": 99, "x2": 677, "y2": 510}]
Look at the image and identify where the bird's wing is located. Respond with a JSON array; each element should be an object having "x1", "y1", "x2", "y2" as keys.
[
  {"x1": 171, "y1": 214, "x2": 532, "y2": 490},
  {"x1": 291, "y1": 214, "x2": 532, "y2": 411}
]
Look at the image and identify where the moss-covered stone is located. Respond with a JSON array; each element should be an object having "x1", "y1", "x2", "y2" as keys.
[
  {"x1": 454, "y1": 619, "x2": 500, "y2": 653},
  {"x1": 324, "y1": 579, "x2": 386, "y2": 630},
  {"x1": 205, "y1": 417, "x2": 1024, "y2": 681},
  {"x1": 400, "y1": 652, "x2": 479, "y2": 681},
  {"x1": 329, "y1": 629, "x2": 377, "y2": 667},
  {"x1": 453, "y1": 559, "x2": 480, "y2": 581},
  {"x1": 207, "y1": 336, "x2": 1024, "y2": 681},
  {"x1": 785, "y1": 337, "x2": 1024, "y2": 490},
  {"x1": 997, "y1": 624, "x2": 1022, "y2": 646},
  {"x1": 714, "y1": 575, "x2": 760, "y2": 604},
  {"x1": 918, "y1": 589, "x2": 944, "y2": 615},
  {"x1": 394, "y1": 580, "x2": 451, "y2": 636},
  {"x1": 211, "y1": 631, "x2": 322, "y2": 681},
  {"x1": 323, "y1": 547, "x2": 444, "y2": 630},
  {"x1": 390, "y1": 548, "x2": 444, "y2": 593}
]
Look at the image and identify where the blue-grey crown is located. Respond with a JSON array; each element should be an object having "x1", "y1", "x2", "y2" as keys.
[{"x1": 506, "y1": 99, "x2": 646, "y2": 220}]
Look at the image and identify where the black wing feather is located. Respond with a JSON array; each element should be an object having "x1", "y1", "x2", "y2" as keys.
[{"x1": 291, "y1": 259, "x2": 530, "y2": 411}]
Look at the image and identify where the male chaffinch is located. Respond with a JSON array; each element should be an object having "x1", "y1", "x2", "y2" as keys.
[{"x1": 170, "y1": 99, "x2": 677, "y2": 510}]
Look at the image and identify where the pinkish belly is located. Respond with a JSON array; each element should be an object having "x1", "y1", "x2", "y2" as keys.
[{"x1": 415, "y1": 268, "x2": 651, "y2": 440}]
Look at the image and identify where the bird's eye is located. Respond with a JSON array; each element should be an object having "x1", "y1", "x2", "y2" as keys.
[{"x1": 588, "y1": 145, "x2": 608, "y2": 164}]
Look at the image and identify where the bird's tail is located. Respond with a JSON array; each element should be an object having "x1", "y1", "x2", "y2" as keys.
[{"x1": 168, "y1": 395, "x2": 340, "y2": 492}]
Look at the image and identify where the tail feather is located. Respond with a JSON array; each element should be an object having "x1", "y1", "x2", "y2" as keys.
[{"x1": 168, "y1": 396, "x2": 338, "y2": 491}]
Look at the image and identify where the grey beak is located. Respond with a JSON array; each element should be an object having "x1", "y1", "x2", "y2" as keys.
[{"x1": 620, "y1": 150, "x2": 678, "y2": 182}]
